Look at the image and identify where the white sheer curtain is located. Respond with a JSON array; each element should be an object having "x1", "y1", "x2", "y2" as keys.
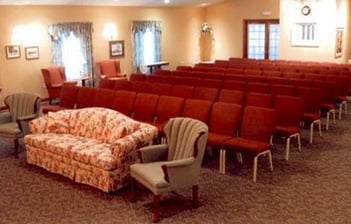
[
  {"x1": 131, "y1": 21, "x2": 162, "y2": 73},
  {"x1": 49, "y1": 22, "x2": 93, "y2": 84}
]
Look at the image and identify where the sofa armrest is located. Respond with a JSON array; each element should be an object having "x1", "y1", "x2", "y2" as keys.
[
  {"x1": 111, "y1": 123, "x2": 158, "y2": 160},
  {"x1": 28, "y1": 115, "x2": 50, "y2": 134},
  {"x1": 139, "y1": 144, "x2": 168, "y2": 163}
]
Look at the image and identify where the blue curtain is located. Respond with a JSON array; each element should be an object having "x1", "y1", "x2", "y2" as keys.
[{"x1": 131, "y1": 21, "x2": 162, "y2": 73}]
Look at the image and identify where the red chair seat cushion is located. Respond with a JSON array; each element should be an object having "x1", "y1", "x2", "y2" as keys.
[
  {"x1": 303, "y1": 113, "x2": 320, "y2": 122},
  {"x1": 223, "y1": 137, "x2": 270, "y2": 153},
  {"x1": 207, "y1": 133, "x2": 232, "y2": 148},
  {"x1": 275, "y1": 125, "x2": 299, "y2": 136}
]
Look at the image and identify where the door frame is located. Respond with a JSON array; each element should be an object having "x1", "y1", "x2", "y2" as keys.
[{"x1": 243, "y1": 19, "x2": 279, "y2": 59}]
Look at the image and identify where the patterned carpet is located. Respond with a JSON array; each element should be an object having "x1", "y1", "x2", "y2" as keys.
[{"x1": 1, "y1": 113, "x2": 351, "y2": 224}]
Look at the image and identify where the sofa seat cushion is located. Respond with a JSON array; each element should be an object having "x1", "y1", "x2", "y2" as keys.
[{"x1": 25, "y1": 133, "x2": 118, "y2": 170}]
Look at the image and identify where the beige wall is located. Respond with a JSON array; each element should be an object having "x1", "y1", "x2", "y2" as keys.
[
  {"x1": 205, "y1": 0, "x2": 280, "y2": 60},
  {"x1": 0, "y1": 5, "x2": 204, "y2": 100},
  {"x1": 279, "y1": 0, "x2": 350, "y2": 63},
  {"x1": 0, "y1": 1, "x2": 350, "y2": 102}
]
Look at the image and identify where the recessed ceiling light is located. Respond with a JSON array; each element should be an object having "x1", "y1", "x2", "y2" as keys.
[{"x1": 164, "y1": 0, "x2": 170, "y2": 4}]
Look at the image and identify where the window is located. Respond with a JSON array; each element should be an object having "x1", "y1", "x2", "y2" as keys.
[
  {"x1": 131, "y1": 21, "x2": 161, "y2": 73},
  {"x1": 49, "y1": 22, "x2": 93, "y2": 85},
  {"x1": 244, "y1": 19, "x2": 280, "y2": 60},
  {"x1": 61, "y1": 32, "x2": 85, "y2": 80}
]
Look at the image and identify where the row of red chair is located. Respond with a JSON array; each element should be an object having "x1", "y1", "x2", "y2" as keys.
[
  {"x1": 127, "y1": 72, "x2": 351, "y2": 97},
  {"x1": 43, "y1": 85, "x2": 315, "y2": 182},
  {"x1": 190, "y1": 58, "x2": 351, "y2": 74},
  {"x1": 100, "y1": 78, "x2": 346, "y2": 123},
  {"x1": 174, "y1": 66, "x2": 351, "y2": 78}
]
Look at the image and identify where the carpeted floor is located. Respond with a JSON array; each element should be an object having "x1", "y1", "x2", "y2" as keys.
[{"x1": 1, "y1": 113, "x2": 351, "y2": 224}]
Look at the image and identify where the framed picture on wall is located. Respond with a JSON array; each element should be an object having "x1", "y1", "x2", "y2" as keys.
[
  {"x1": 291, "y1": 22, "x2": 318, "y2": 47},
  {"x1": 109, "y1": 40, "x2": 124, "y2": 58},
  {"x1": 5, "y1": 45, "x2": 21, "y2": 59},
  {"x1": 25, "y1": 46, "x2": 39, "y2": 60},
  {"x1": 335, "y1": 27, "x2": 343, "y2": 58}
]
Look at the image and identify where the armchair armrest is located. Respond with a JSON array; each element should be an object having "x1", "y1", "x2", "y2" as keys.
[
  {"x1": 161, "y1": 157, "x2": 197, "y2": 187},
  {"x1": 0, "y1": 112, "x2": 11, "y2": 124},
  {"x1": 17, "y1": 114, "x2": 38, "y2": 135},
  {"x1": 139, "y1": 144, "x2": 168, "y2": 163}
]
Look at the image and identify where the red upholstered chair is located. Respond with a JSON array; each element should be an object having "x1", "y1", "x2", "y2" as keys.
[
  {"x1": 326, "y1": 75, "x2": 348, "y2": 119},
  {"x1": 75, "y1": 87, "x2": 97, "y2": 109},
  {"x1": 199, "y1": 79, "x2": 223, "y2": 88},
  {"x1": 133, "y1": 81, "x2": 153, "y2": 93},
  {"x1": 92, "y1": 88, "x2": 116, "y2": 109},
  {"x1": 181, "y1": 99, "x2": 212, "y2": 124},
  {"x1": 273, "y1": 95, "x2": 304, "y2": 160},
  {"x1": 246, "y1": 82, "x2": 270, "y2": 94},
  {"x1": 132, "y1": 93, "x2": 159, "y2": 123},
  {"x1": 146, "y1": 75, "x2": 166, "y2": 83},
  {"x1": 224, "y1": 74, "x2": 246, "y2": 82},
  {"x1": 170, "y1": 85, "x2": 194, "y2": 99},
  {"x1": 96, "y1": 59, "x2": 125, "y2": 80},
  {"x1": 178, "y1": 77, "x2": 201, "y2": 86},
  {"x1": 266, "y1": 77, "x2": 288, "y2": 85},
  {"x1": 129, "y1": 73, "x2": 147, "y2": 82},
  {"x1": 288, "y1": 78, "x2": 313, "y2": 87},
  {"x1": 176, "y1": 65, "x2": 193, "y2": 71},
  {"x1": 192, "y1": 87, "x2": 219, "y2": 102},
  {"x1": 313, "y1": 80, "x2": 337, "y2": 130},
  {"x1": 221, "y1": 80, "x2": 246, "y2": 91},
  {"x1": 217, "y1": 89, "x2": 245, "y2": 105},
  {"x1": 245, "y1": 92, "x2": 273, "y2": 108},
  {"x1": 270, "y1": 84, "x2": 296, "y2": 96},
  {"x1": 154, "y1": 69, "x2": 172, "y2": 76},
  {"x1": 245, "y1": 75, "x2": 266, "y2": 83},
  {"x1": 98, "y1": 79, "x2": 117, "y2": 89},
  {"x1": 111, "y1": 90, "x2": 136, "y2": 116},
  {"x1": 223, "y1": 106, "x2": 276, "y2": 182},
  {"x1": 151, "y1": 83, "x2": 172, "y2": 96},
  {"x1": 207, "y1": 102, "x2": 243, "y2": 173},
  {"x1": 114, "y1": 79, "x2": 134, "y2": 91},
  {"x1": 154, "y1": 95, "x2": 184, "y2": 133},
  {"x1": 41, "y1": 66, "x2": 77, "y2": 105},
  {"x1": 42, "y1": 85, "x2": 79, "y2": 113},
  {"x1": 296, "y1": 87, "x2": 322, "y2": 144}
]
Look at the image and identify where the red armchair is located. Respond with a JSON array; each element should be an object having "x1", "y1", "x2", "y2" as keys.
[
  {"x1": 41, "y1": 66, "x2": 77, "y2": 105},
  {"x1": 96, "y1": 59, "x2": 126, "y2": 81}
]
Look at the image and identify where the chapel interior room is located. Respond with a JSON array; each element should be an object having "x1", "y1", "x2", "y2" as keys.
[{"x1": 0, "y1": 0, "x2": 351, "y2": 223}]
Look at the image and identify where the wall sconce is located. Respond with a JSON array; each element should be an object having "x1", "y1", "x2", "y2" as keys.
[
  {"x1": 103, "y1": 23, "x2": 118, "y2": 40},
  {"x1": 12, "y1": 23, "x2": 44, "y2": 46},
  {"x1": 201, "y1": 22, "x2": 212, "y2": 33},
  {"x1": 12, "y1": 25, "x2": 25, "y2": 45}
]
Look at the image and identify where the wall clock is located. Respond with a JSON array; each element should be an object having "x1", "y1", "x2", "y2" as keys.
[{"x1": 301, "y1": 5, "x2": 311, "y2": 16}]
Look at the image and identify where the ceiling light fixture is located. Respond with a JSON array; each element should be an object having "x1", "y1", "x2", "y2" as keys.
[{"x1": 164, "y1": 0, "x2": 170, "y2": 4}]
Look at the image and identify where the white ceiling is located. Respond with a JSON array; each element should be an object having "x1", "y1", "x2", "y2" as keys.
[{"x1": 0, "y1": 0, "x2": 224, "y2": 7}]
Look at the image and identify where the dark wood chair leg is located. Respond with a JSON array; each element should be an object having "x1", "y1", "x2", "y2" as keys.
[
  {"x1": 14, "y1": 139, "x2": 19, "y2": 158},
  {"x1": 152, "y1": 194, "x2": 161, "y2": 223},
  {"x1": 192, "y1": 185, "x2": 199, "y2": 208},
  {"x1": 130, "y1": 176, "x2": 137, "y2": 202}
]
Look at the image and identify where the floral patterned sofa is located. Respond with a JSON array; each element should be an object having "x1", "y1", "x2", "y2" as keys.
[{"x1": 24, "y1": 107, "x2": 158, "y2": 192}]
